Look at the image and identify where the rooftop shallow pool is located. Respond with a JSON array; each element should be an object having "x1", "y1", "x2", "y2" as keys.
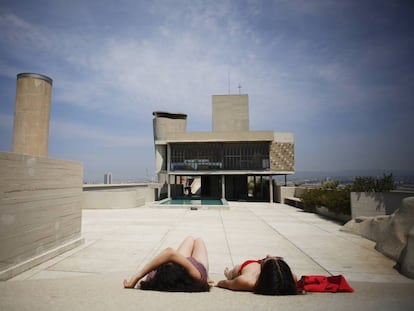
[{"x1": 160, "y1": 198, "x2": 227, "y2": 205}]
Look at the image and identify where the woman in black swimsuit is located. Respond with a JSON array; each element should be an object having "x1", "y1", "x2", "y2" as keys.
[
  {"x1": 216, "y1": 255, "x2": 297, "y2": 295},
  {"x1": 124, "y1": 236, "x2": 211, "y2": 292}
]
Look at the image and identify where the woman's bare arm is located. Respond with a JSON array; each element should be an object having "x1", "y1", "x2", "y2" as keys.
[
  {"x1": 224, "y1": 265, "x2": 241, "y2": 280},
  {"x1": 123, "y1": 247, "x2": 201, "y2": 288},
  {"x1": 216, "y1": 275, "x2": 255, "y2": 291},
  {"x1": 124, "y1": 247, "x2": 175, "y2": 288}
]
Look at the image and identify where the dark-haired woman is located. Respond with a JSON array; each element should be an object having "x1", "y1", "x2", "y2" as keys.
[
  {"x1": 123, "y1": 236, "x2": 211, "y2": 292},
  {"x1": 216, "y1": 255, "x2": 298, "y2": 295}
]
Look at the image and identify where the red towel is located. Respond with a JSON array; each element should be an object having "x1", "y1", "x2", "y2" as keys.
[{"x1": 297, "y1": 275, "x2": 354, "y2": 293}]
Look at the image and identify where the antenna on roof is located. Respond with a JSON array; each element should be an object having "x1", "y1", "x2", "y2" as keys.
[{"x1": 238, "y1": 83, "x2": 242, "y2": 94}]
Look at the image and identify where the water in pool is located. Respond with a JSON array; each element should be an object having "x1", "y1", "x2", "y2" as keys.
[{"x1": 161, "y1": 198, "x2": 225, "y2": 205}]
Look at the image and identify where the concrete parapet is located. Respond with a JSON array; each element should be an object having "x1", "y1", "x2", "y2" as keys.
[
  {"x1": 351, "y1": 191, "x2": 414, "y2": 219},
  {"x1": 82, "y1": 183, "x2": 158, "y2": 209},
  {"x1": 0, "y1": 152, "x2": 83, "y2": 280},
  {"x1": 276, "y1": 186, "x2": 306, "y2": 204}
]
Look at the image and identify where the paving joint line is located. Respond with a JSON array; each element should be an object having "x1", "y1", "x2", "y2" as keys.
[
  {"x1": 246, "y1": 205, "x2": 332, "y2": 276},
  {"x1": 136, "y1": 208, "x2": 190, "y2": 269},
  {"x1": 219, "y1": 208, "x2": 234, "y2": 267}
]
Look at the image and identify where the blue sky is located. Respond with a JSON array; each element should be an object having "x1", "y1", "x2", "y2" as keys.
[{"x1": 1, "y1": 0, "x2": 413, "y2": 182}]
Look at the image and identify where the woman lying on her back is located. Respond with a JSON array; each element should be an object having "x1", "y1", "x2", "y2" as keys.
[
  {"x1": 216, "y1": 255, "x2": 298, "y2": 295},
  {"x1": 123, "y1": 236, "x2": 210, "y2": 292}
]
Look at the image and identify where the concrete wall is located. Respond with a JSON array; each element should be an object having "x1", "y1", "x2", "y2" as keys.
[
  {"x1": 315, "y1": 206, "x2": 351, "y2": 223},
  {"x1": 275, "y1": 186, "x2": 306, "y2": 203},
  {"x1": 82, "y1": 183, "x2": 158, "y2": 209},
  {"x1": 351, "y1": 191, "x2": 414, "y2": 219},
  {"x1": 0, "y1": 152, "x2": 83, "y2": 280}
]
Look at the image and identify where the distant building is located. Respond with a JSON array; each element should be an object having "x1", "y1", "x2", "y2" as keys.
[
  {"x1": 104, "y1": 172, "x2": 112, "y2": 184},
  {"x1": 152, "y1": 94, "x2": 294, "y2": 202}
]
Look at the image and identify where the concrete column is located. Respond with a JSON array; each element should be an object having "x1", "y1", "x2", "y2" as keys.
[
  {"x1": 166, "y1": 144, "x2": 171, "y2": 198},
  {"x1": 269, "y1": 175, "x2": 273, "y2": 203},
  {"x1": 260, "y1": 176, "x2": 263, "y2": 198},
  {"x1": 167, "y1": 175, "x2": 171, "y2": 199},
  {"x1": 12, "y1": 73, "x2": 53, "y2": 157},
  {"x1": 221, "y1": 175, "x2": 226, "y2": 199}
]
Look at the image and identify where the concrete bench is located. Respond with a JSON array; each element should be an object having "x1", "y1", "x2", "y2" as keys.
[{"x1": 284, "y1": 196, "x2": 302, "y2": 208}]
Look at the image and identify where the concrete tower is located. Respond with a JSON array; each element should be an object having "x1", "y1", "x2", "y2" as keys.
[
  {"x1": 12, "y1": 73, "x2": 53, "y2": 157},
  {"x1": 212, "y1": 94, "x2": 249, "y2": 132},
  {"x1": 152, "y1": 111, "x2": 187, "y2": 183}
]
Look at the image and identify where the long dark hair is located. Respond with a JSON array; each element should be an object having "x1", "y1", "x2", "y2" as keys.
[
  {"x1": 254, "y1": 259, "x2": 297, "y2": 295},
  {"x1": 140, "y1": 263, "x2": 210, "y2": 292}
]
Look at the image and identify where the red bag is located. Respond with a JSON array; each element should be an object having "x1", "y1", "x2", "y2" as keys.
[{"x1": 297, "y1": 275, "x2": 354, "y2": 293}]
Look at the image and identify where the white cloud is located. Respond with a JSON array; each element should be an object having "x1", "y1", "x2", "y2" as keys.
[
  {"x1": 50, "y1": 119, "x2": 151, "y2": 148},
  {"x1": 0, "y1": 14, "x2": 45, "y2": 46},
  {"x1": 0, "y1": 7, "x2": 319, "y2": 127},
  {"x1": 1, "y1": 1, "x2": 413, "y2": 177}
]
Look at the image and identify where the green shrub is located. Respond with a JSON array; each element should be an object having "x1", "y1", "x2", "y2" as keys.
[
  {"x1": 321, "y1": 180, "x2": 339, "y2": 190},
  {"x1": 301, "y1": 188, "x2": 324, "y2": 213},
  {"x1": 351, "y1": 174, "x2": 395, "y2": 192},
  {"x1": 322, "y1": 186, "x2": 351, "y2": 215},
  {"x1": 296, "y1": 174, "x2": 395, "y2": 217},
  {"x1": 352, "y1": 176, "x2": 376, "y2": 192},
  {"x1": 375, "y1": 174, "x2": 395, "y2": 192},
  {"x1": 301, "y1": 181, "x2": 351, "y2": 215}
]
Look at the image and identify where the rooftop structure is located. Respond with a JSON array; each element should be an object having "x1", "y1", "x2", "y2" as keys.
[
  {"x1": 152, "y1": 94, "x2": 294, "y2": 202},
  {"x1": 104, "y1": 172, "x2": 112, "y2": 184},
  {"x1": 12, "y1": 73, "x2": 53, "y2": 157}
]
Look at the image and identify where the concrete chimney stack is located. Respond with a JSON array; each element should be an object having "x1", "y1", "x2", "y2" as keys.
[{"x1": 12, "y1": 73, "x2": 53, "y2": 157}]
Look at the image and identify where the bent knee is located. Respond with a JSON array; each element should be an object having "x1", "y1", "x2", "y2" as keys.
[
  {"x1": 184, "y1": 236, "x2": 195, "y2": 243},
  {"x1": 194, "y1": 237, "x2": 207, "y2": 247}
]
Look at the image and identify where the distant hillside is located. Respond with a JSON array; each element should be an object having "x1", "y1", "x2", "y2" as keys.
[
  {"x1": 285, "y1": 169, "x2": 414, "y2": 189},
  {"x1": 292, "y1": 169, "x2": 414, "y2": 180}
]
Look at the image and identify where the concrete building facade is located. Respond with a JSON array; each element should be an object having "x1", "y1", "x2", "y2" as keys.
[{"x1": 152, "y1": 94, "x2": 295, "y2": 202}]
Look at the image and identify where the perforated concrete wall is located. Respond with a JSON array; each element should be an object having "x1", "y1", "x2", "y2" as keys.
[{"x1": 269, "y1": 142, "x2": 294, "y2": 171}]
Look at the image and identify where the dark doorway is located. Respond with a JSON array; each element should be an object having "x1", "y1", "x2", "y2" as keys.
[
  {"x1": 225, "y1": 175, "x2": 248, "y2": 201},
  {"x1": 201, "y1": 175, "x2": 221, "y2": 198}
]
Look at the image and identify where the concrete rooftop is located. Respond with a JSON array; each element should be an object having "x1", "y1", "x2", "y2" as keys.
[{"x1": 1, "y1": 202, "x2": 414, "y2": 310}]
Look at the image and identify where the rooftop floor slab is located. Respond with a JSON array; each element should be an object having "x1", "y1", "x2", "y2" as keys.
[{"x1": 1, "y1": 202, "x2": 414, "y2": 310}]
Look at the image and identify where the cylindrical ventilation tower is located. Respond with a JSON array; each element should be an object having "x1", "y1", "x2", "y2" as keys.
[
  {"x1": 152, "y1": 111, "x2": 187, "y2": 184},
  {"x1": 152, "y1": 111, "x2": 187, "y2": 141},
  {"x1": 12, "y1": 73, "x2": 53, "y2": 157}
]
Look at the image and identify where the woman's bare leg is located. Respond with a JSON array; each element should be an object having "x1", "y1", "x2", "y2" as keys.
[
  {"x1": 190, "y1": 238, "x2": 209, "y2": 272},
  {"x1": 176, "y1": 236, "x2": 195, "y2": 257}
]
